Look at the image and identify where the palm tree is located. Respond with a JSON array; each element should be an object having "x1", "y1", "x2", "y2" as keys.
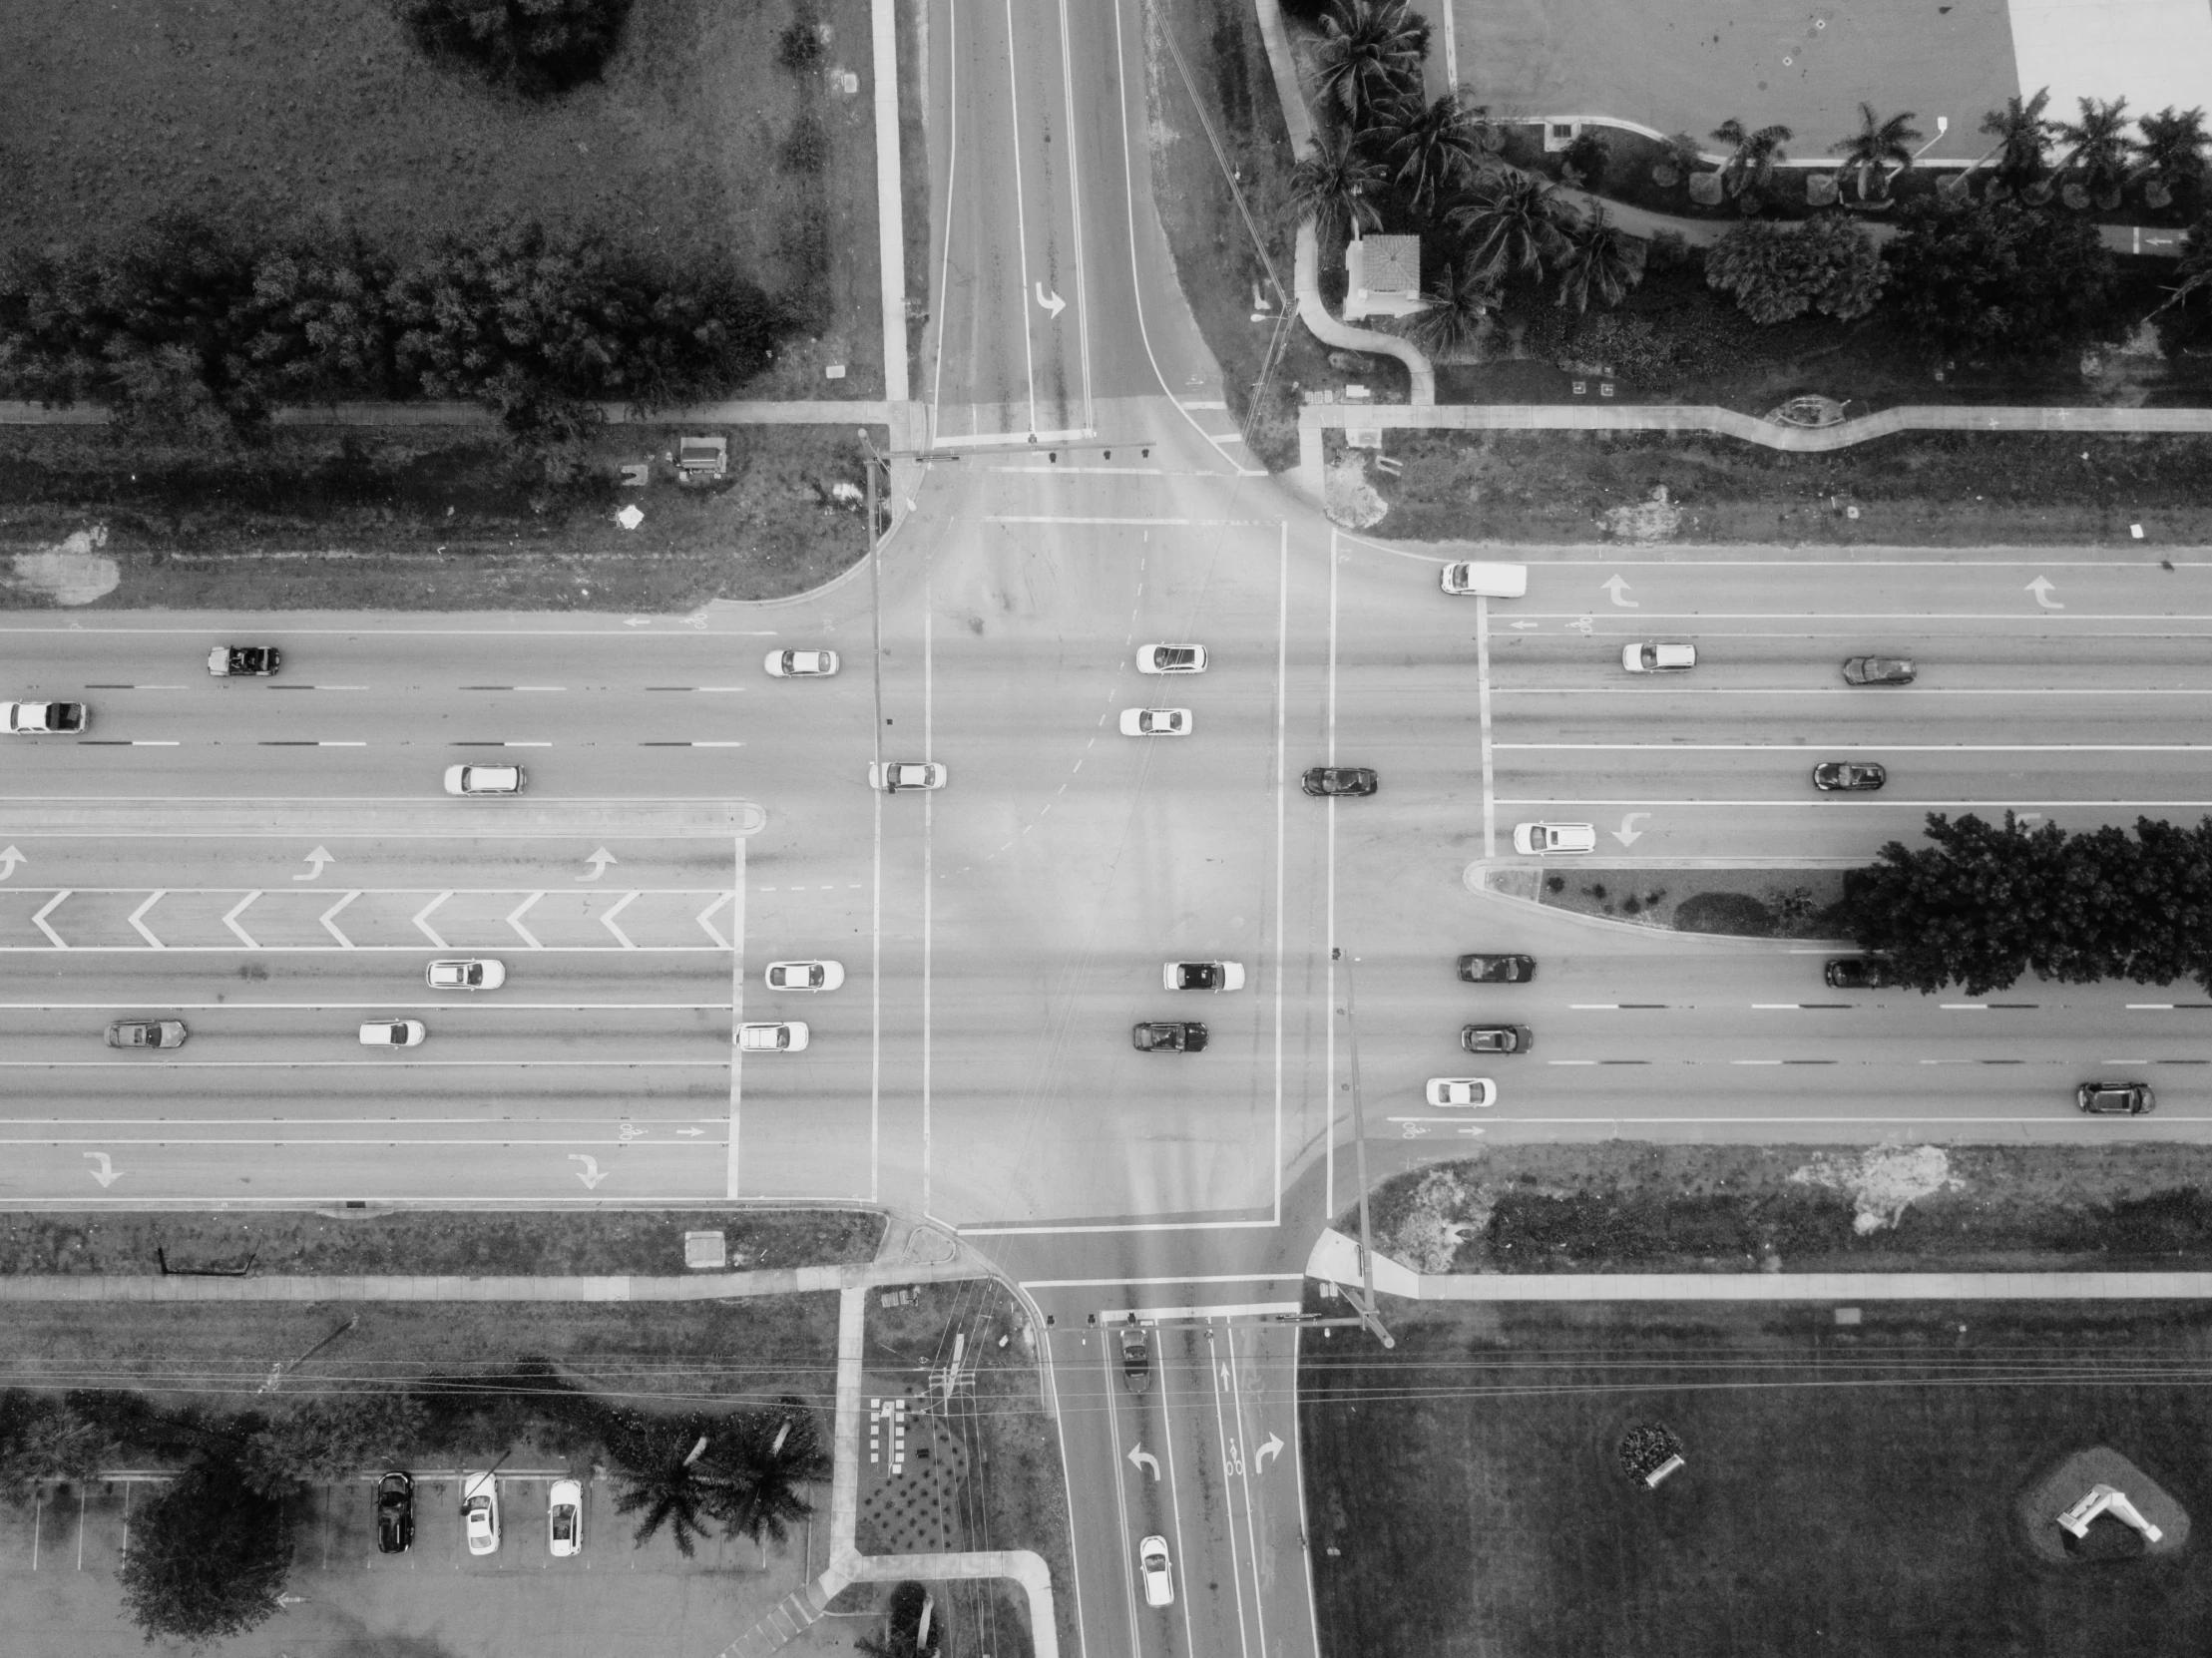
[
  {"x1": 1979, "y1": 86, "x2": 2054, "y2": 193},
  {"x1": 1406, "y1": 257, "x2": 1496, "y2": 357},
  {"x1": 1711, "y1": 118, "x2": 1794, "y2": 207},
  {"x1": 1286, "y1": 122, "x2": 1386, "y2": 250},
  {"x1": 1308, "y1": 0, "x2": 1431, "y2": 131},
  {"x1": 2052, "y1": 96, "x2": 2134, "y2": 207},
  {"x1": 1372, "y1": 91, "x2": 1486, "y2": 218},
  {"x1": 1446, "y1": 173, "x2": 1568, "y2": 281},
  {"x1": 610, "y1": 1419, "x2": 720, "y2": 1558},
  {"x1": 1552, "y1": 205, "x2": 1638, "y2": 314},
  {"x1": 707, "y1": 1405, "x2": 833, "y2": 1546},
  {"x1": 2133, "y1": 105, "x2": 2209, "y2": 207},
  {"x1": 1831, "y1": 104, "x2": 1922, "y2": 201}
]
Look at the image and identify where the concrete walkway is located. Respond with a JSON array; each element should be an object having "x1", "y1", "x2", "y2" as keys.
[
  {"x1": 870, "y1": 0, "x2": 910, "y2": 407},
  {"x1": 0, "y1": 397, "x2": 909, "y2": 429},
  {"x1": 1294, "y1": 221, "x2": 1437, "y2": 406},
  {"x1": 1308, "y1": 1228, "x2": 2212, "y2": 1301}
]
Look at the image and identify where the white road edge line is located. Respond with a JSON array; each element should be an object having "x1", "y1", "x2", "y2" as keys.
[
  {"x1": 1003, "y1": 0, "x2": 1039, "y2": 434},
  {"x1": 1057, "y1": 0, "x2": 1094, "y2": 435},
  {"x1": 1477, "y1": 595, "x2": 1495, "y2": 857}
]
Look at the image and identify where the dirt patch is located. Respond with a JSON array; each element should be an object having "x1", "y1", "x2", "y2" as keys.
[
  {"x1": 7, "y1": 529, "x2": 119, "y2": 605},
  {"x1": 1539, "y1": 867, "x2": 1847, "y2": 939}
]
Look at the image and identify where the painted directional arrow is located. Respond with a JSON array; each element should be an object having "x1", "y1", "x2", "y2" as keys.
[
  {"x1": 1256, "y1": 1432, "x2": 1284, "y2": 1470},
  {"x1": 83, "y1": 1152, "x2": 121, "y2": 1187},
  {"x1": 0, "y1": 846, "x2": 24, "y2": 880},
  {"x1": 292, "y1": 846, "x2": 334, "y2": 882},
  {"x1": 1035, "y1": 282, "x2": 1067, "y2": 319},
  {"x1": 675, "y1": 1127, "x2": 705, "y2": 1137},
  {"x1": 2026, "y1": 577, "x2": 2064, "y2": 610},
  {"x1": 568, "y1": 1154, "x2": 608, "y2": 1189},
  {"x1": 1613, "y1": 811, "x2": 1651, "y2": 846},
  {"x1": 577, "y1": 848, "x2": 617, "y2": 882},
  {"x1": 1601, "y1": 575, "x2": 1639, "y2": 608},
  {"x1": 1126, "y1": 1444, "x2": 1160, "y2": 1482},
  {"x1": 1507, "y1": 621, "x2": 1541, "y2": 630}
]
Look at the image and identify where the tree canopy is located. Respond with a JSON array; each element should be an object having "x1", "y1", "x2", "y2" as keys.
[
  {"x1": 118, "y1": 1457, "x2": 295, "y2": 1644},
  {"x1": 1704, "y1": 214, "x2": 1886, "y2": 324},
  {"x1": 1881, "y1": 198, "x2": 2117, "y2": 358},
  {"x1": 393, "y1": 0, "x2": 636, "y2": 98}
]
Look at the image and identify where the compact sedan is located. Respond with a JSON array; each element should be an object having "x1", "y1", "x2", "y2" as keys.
[
  {"x1": 1301, "y1": 766, "x2": 1378, "y2": 797},
  {"x1": 427, "y1": 959, "x2": 506, "y2": 991},
  {"x1": 1461, "y1": 1025, "x2": 1533, "y2": 1054},
  {"x1": 375, "y1": 1471, "x2": 414, "y2": 1555},
  {"x1": 444, "y1": 763, "x2": 524, "y2": 795},
  {"x1": 869, "y1": 761, "x2": 946, "y2": 792},
  {"x1": 1164, "y1": 961, "x2": 1244, "y2": 992},
  {"x1": 548, "y1": 1478, "x2": 584, "y2": 1557},
  {"x1": 2077, "y1": 1080, "x2": 2155, "y2": 1115},
  {"x1": 1458, "y1": 954, "x2": 1536, "y2": 984},
  {"x1": 1137, "y1": 643, "x2": 1208, "y2": 673},
  {"x1": 461, "y1": 1471, "x2": 500, "y2": 1556},
  {"x1": 1131, "y1": 1021, "x2": 1207, "y2": 1052},
  {"x1": 1824, "y1": 957, "x2": 1903, "y2": 990},
  {"x1": 1425, "y1": 1077, "x2": 1497, "y2": 1108},
  {"x1": 765, "y1": 648, "x2": 840, "y2": 677},
  {"x1": 1138, "y1": 1536, "x2": 1175, "y2": 1608},
  {"x1": 1621, "y1": 642, "x2": 1695, "y2": 673},
  {"x1": 1812, "y1": 762, "x2": 1887, "y2": 792},
  {"x1": 765, "y1": 960, "x2": 845, "y2": 992},
  {"x1": 360, "y1": 1020, "x2": 427, "y2": 1046},
  {"x1": 3, "y1": 700, "x2": 86, "y2": 734},
  {"x1": 737, "y1": 1022, "x2": 810, "y2": 1052},
  {"x1": 107, "y1": 1020, "x2": 188, "y2": 1049},
  {"x1": 1514, "y1": 822, "x2": 1597, "y2": 855},
  {"x1": 1119, "y1": 708, "x2": 1191, "y2": 737},
  {"x1": 1842, "y1": 656, "x2": 1916, "y2": 686}
]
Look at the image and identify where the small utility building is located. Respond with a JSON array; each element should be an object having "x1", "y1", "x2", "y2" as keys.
[{"x1": 1341, "y1": 233, "x2": 1424, "y2": 320}]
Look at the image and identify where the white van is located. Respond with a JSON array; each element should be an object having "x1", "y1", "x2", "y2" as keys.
[{"x1": 1439, "y1": 562, "x2": 1528, "y2": 599}]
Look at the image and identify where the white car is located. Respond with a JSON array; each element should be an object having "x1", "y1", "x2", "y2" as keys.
[
  {"x1": 869, "y1": 761, "x2": 946, "y2": 792},
  {"x1": 1163, "y1": 961, "x2": 1244, "y2": 992},
  {"x1": 1137, "y1": 643, "x2": 1208, "y2": 674},
  {"x1": 1139, "y1": 1535, "x2": 1174, "y2": 1608},
  {"x1": 548, "y1": 1477, "x2": 584, "y2": 1558},
  {"x1": 461, "y1": 1470, "x2": 500, "y2": 1556},
  {"x1": 1514, "y1": 822, "x2": 1597, "y2": 855},
  {"x1": 1622, "y1": 642, "x2": 1695, "y2": 672},
  {"x1": 1119, "y1": 708, "x2": 1190, "y2": 737},
  {"x1": 359, "y1": 1020, "x2": 427, "y2": 1046},
  {"x1": 444, "y1": 763, "x2": 524, "y2": 796},
  {"x1": 1426, "y1": 1077, "x2": 1497, "y2": 1108},
  {"x1": 3, "y1": 700, "x2": 87, "y2": 734},
  {"x1": 765, "y1": 961, "x2": 844, "y2": 992},
  {"x1": 737, "y1": 1022, "x2": 809, "y2": 1052},
  {"x1": 1438, "y1": 561, "x2": 1528, "y2": 598},
  {"x1": 765, "y1": 648, "x2": 839, "y2": 677},
  {"x1": 426, "y1": 959, "x2": 505, "y2": 991}
]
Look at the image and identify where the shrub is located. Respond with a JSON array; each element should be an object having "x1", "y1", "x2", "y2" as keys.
[
  {"x1": 393, "y1": 0, "x2": 637, "y2": 99},
  {"x1": 778, "y1": 19, "x2": 825, "y2": 69},
  {"x1": 1883, "y1": 198, "x2": 2120, "y2": 358},
  {"x1": 1560, "y1": 129, "x2": 1610, "y2": 189},
  {"x1": 0, "y1": 1393, "x2": 118, "y2": 1503},
  {"x1": 781, "y1": 112, "x2": 831, "y2": 174},
  {"x1": 1704, "y1": 214, "x2": 1887, "y2": 325},
  {"x1": 239, "y1": 1390, "x2": 427, "y2": 1495}
]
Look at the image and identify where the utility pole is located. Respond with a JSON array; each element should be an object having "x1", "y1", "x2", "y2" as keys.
[{"x1": 1315, "y1": 948, "x2": 1394, "y2": 1348}]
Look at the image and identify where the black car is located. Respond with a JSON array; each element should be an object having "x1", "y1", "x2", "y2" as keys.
[
  {"x1": 1132, "y1": 1021, "x2": 1207, "y2": 1052},
  {"x1": 1842, "y1": 655, "x2": 1916, "y2": 686},
  {"x1": 1811, "y1": 761, "x2": 1886, "y2": 792},
  {"x1": 1457, "y1": 954, "x2": 1536, "y2": 984},
  {"x1": 1823, "y1": 957, "x2": 1903, "y2": 990},
  {"x1": 1300, "y1": 766, "x2": 1378, "y2": 797},
  {"x1": 208, "y1": 645, "x2": 281, "y2": 677},
  {"x1": 375, "y1": 1470, "x2": 414, "y2": 1554},
  {"x1": 1461, "y1": 1025, "x2": 1534, "y2": 1055},
  {"x1": 1118, "y1": 1322, "x2": 1152, "y2": 1394},
  {"x1": 2077, "y1": 1080, "x2": 2155, "y2": 1115}
]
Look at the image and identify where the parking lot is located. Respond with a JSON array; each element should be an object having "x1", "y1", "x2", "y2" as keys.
[{"x1": 0, "y1": 1469, "x2": 825, "y2": 1658}]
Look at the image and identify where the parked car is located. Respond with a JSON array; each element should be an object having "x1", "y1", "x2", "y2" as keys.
[
  {"x1": 765, "y1": 960, "x2": 844, "y2": 992},
  {"x1": 1139, "y1": 1535, "x2": 1175, "y2": 1607},
  {"x1": 375, "y1": 1471, "x2": 414, "y2": 1555},
  {"x1": 1119, "y1": 708, "x2": 1191, "y2": 737},
  {"x1": 1823, "y1": 958, "x2": 1903, "y2": 990},
  {"x1": 869, "y1": 761, "x2": 946, "y2": 792},
  {"x1": 1131, "y1": 1022, "x2": 1206, "y2": 1052},
  {"x1": 1513, "y1": 822, "x2": 1597, "y2": 855},
  {"x1": 1425, "y1": 1077, "x2": 1497, "y2": 1108},
  {"x1": 1164, "y1": 961, "x2": 1244, "y2": 992},
  {"x1": 106, "y1": 1019, "x2": 187, "y2": 1049},
  {"x1": 765, "y1": 648, "x2": 840, "y2": 677},
  {"x1": 461, "y1": 1470, "x2": 500, "y2": 1556},
  {"x1": 2077, "y1": 1080, "x2": 2155, "y2": 1115},
  {"x1": 360, "y1": 1020, "x2": 427, "y2": 1046},
  {"x1": 1621, "y1": 642, "x2": 1695, "y2": 673},
  {"x1": 1458, "y1": 954, "x2": 1536, "y2": 984},
  {"x1": 548, "y1": 1478, "x2": 584, "y2": 1558},
  {"x1": 1137, "y1": 643, "x2": 1208, "y2": 673},
  {"x1": 1812, "y1": 762, "x2": 1887, "y2": 792},
  {"x1": 3, "y1": 701, "x2": 86, "y2": 734},
  {"x1": 1461, "y1": 1025, "x2": 1533, "y2": 1055},
  {"x1": 1301, "y1": 766, "x2": 1378, "y2": 797},
  {"x1": 737, "y1": 1022, "x2": 810, "y2": 1052},
  {"x1": 444, "y1": 763, "x2": 524, "y2": 795},
  {"x1": 427, "y1": 959, "x2": 505, "y2": 991},
  {"x1": 1117, "y1": 1322, "x2": 1151, "y2": 1394},
  {"x1": 207, "y1": 645, "x2": 280, "y2": 676},
  {"x1": 1842, "y1": 656, "x2": 1916, "y2": 686}
]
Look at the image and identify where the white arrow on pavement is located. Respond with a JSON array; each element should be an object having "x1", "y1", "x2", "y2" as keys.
[
  {"x1": 1613, "y1": 811, "x2": 1651, "y2": 846},
  {"x1": 2026, "y1": 577, "x2": 2064, "y2": 610},
  {"x1": 577, "y1": 848, "x2": 617, "y2": 882},
  {"x1": 83, "y1": 1152, "x2": 121, "y2": 1188},
  {"x1": 1601, "y1": 576, "x2": 1639, "y2": 608},
  {"x1": 292, "y1": 846, "x2": 334, "y2": 882},
  {"x1": 0, "y1": 846, "x2": 24, "y2": 880},
  {"x1": 1255, "y1": 1432, "x2": 1284, "y2": 1470},
  {"x1": 1035, "y1": 282, "x2": 1067, "y2": 319},
  {"x1": 675, "y1": 1127, "x2": 705, "y2": 1137},
  {"x1": 1126, "y1": 1445, "x2": 1160, "y2": 1482},
  {"x1": 569, "y1": 1154, "x2": 608, "y2": 1189},
  {"x1": 1507, "y1": 621, "x2": 1541, "y2": 630}
]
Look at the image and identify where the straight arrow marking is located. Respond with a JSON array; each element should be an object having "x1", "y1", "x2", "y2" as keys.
[
  {"x1": 412, "y1": 893, "x2": 451, "y2": 949},
  {"x1": 129, "y1": 892, "x2": 167, "y2": 949},
  {"x1": 222, "y1": 892, "x2": 262, "y2": 949},
  {"x1": 32, "y1": 891, "x2": 70, "y2": 949}
]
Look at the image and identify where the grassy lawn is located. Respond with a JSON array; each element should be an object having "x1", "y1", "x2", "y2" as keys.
[
  {"x1": 1304, "y1": 1299, "x2": 2212, "y2": 1658},
  {"x1": 1535, "y1": 867, "x2": 1848, "y2": 939},
  {"x1": 0, "y1": 421, "x2": 876, "y2": 609},
  {"x1": 0, "y1": 1206, "x2": 882, "y2": 1277},
  {"x1": 1362, "y1": 1142, "x2": 2212, "y2": 1276}
]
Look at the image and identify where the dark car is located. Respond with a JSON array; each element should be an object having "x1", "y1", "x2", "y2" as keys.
[
  {"x1": 1131, "y1": 1021, "x2": 1207, "y2": 1052},
  {"x1": 1811, "y1": 762, "x2": 1887, "y2": 792},
  {"x1": 2077, "y1": 1080, "x2": 2155, "y2": 1115},
  {"x1": 1842, "y1": 656, "x2": 1916, "y2": 686},
  {"x1": 1461, "y1": 1025, "x2": 1534, "y2": 1055},
  {"x1": 1824, "y1": 957, "x2": 1903, "y2": 990},
  {"x1": 1300, "y1": 766, "x2": 1378, "y2": 797},
  {"x1": 1118, "y1": 1322, "x2": 1151, "y2": 1394},
  {"x1": 207, "y1": 645, "x2": 281, "y2": 677},
  {"x1": 1457, "y1": 954, "x2": 1536, "y2": 984},
  {"x1": 375, "y1": 1470, "x2": 414, "y2": 1554}
]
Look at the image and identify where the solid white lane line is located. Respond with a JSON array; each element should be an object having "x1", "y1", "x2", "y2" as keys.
[
  {"x1": 926, "y1": 0, "x2": 961, "y2": 430},
  {"x1": 0, "y1": 1059, "x2": 725, "y2": 1068},
  {"x1": 1503, "y1": 742, "x2": 2212, "y2": 751},
  {"x1": 921, "y1": 532, "x2": 936, "y2": 1218},
  {"x1": 0, "y1": 1003, "x2": 736, "y2": 1011},
  {"x1": 1325, "y1": 529, "x2": 1338, "y2": 1222},
  {"x1": 1274, "y1": 521, "x2": 1287, "y2": 1222},
  {"x1": 1098, "y1": 1334, "x2": 1145, "y2": 1658},
  {"x1": 1157, "y1": 1344, "x2": 1203, "y2": 1658},
  {"x1": 1477, "y1": 595, "x2": 1496, "y2": 858},
  {"x1": 1226, "y1": 1330, "x2": 1273, "y2": 1658},
  {"x1": 1203, "y1": 1331, "x2": 1256, "y2": 1658},
  {"x1": 1056, "y1": 0, "x2": 1094, "y2": 433},
  {"x1": 1496, "y1": 688, "x2": 2212, "y2": 697},
  {"x1": 1002, "y1": 0, "x2": 1039, "y2": 433}
]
